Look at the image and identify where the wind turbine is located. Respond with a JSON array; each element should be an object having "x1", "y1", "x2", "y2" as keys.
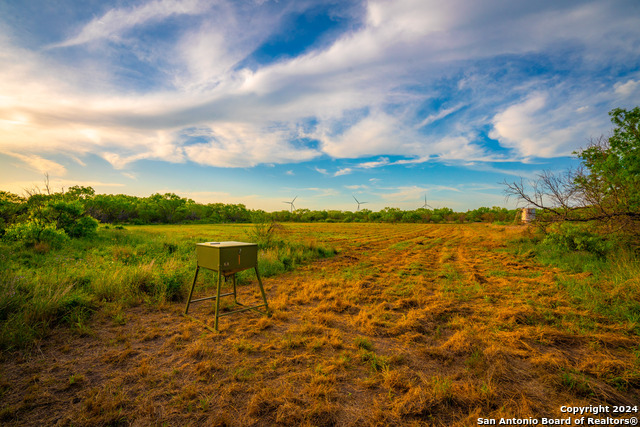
[
  {"x1": 353, "y1": 195, "x2": 368, "y2": 211},
  {"x1": 283, "y1": 196, "x2": 298, "y2": 212},
  {"x1": 420, "y1": 194, "x2": 432, "y2": 209}
]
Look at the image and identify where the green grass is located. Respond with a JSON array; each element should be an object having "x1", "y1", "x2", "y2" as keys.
[
  {"x1": 389, "y1": 241, "x2": 411, "y2": 250},
  {"x1": 385, "y1": 281, "x2": 415, "y2": 297},
  {"x1": 508, "y1": 232, "x2": 640, "y2": 333},
  {"x1": 558, "y1": 368, "x2": 595, "y2": 397},
  {"x1": 359, "y1": 349, "x2": 389, "y2": 372},
  {"x1": 0, "y1": 223, "x2": 335, "y2": 351},
  {"x1": 339, "y1": 261, "x2": 375, "y2": 281},
  {"x1": 354, "y1": 336, "x2": 373, "y2": 351}
]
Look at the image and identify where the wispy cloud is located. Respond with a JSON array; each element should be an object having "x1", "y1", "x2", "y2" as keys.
[
  {"x1": 357, "y1": 157, "x2": 389, "y2": 169},
  {"x1": 345, "y1": 184, "x2": 368, "y2": 190},
  {"x1": 334, "y1": 167, "x2": 352, "y2": 177},
  {"x1": 416, "y1": 104, "x2": 465, "y2": 128},
  {"x1": 3, "y1": 151, "x2": 67, "y2": 176},
  {"x1": 49, "y1": 0, "x2": 206, "y2": 48}
]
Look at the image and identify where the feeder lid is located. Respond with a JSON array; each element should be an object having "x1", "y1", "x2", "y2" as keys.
[{"x1": 197, "y1": 241, "x2": 256, "y2": 247}]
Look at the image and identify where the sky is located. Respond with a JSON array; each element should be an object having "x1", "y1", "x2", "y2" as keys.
[{"x1": 1, "y1": 0, "x2": 639, "y2": 212}]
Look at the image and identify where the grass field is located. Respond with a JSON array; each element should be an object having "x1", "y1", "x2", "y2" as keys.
[{"x1": 1, "y1": 223, "x2": 639, "y2": 425}]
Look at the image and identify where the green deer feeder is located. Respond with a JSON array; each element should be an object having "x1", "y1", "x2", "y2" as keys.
[{"x1": 185, "y1": 241, "x2": 269, "y2": 331}]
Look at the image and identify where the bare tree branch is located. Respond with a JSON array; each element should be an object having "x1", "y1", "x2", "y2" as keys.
[{"x1": 44, "y1": 172, "x2": 51, "y2": 195}]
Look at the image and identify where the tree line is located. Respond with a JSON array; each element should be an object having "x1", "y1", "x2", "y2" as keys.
[{"x1": 0, "y1": 184, "x2": 518, "y2": 247}]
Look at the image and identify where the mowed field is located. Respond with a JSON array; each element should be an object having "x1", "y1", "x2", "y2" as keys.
[{"x1": 1, "y1": 223, "x2": 638, "y2": 426}]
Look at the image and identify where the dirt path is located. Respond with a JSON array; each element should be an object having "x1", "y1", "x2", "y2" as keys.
[{"x1": 1, "y1": 224, "x2": 638, "y2": 426}]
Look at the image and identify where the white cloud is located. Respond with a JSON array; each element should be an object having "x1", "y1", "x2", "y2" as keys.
[
  {"x1": 391, "y1": 156, "x2": 431, "y2": 166},
  {"x1": 434, "y1": 136, "x2": 492, "y2": 161},
  {"x1": 357, "y1": 157, "x2": 389, "y2": 169},
  {"x1": 489, "y1": 91, "x2": 610, "y2": 158},
  {"x1": 334, "y1": 167, "x2": 352, "y2": 177},
  {"x1": 102, "y1": 152, "x2": 150, "y2": 170},
  {"x1": 182, "y1": 122, "x2": 320, "y2": 168},
  {"x1": 416, "y1": 104, "x2": 465, "y2": 128},
  {"x1": 614, "y1": 79, "x2": 640, "y2": 98},
  {"x1": 314, "y1": 111, "x2": 422, "y2": 158},
  {"x1": 171, "y1": 3, "x2": 284, "y2": 92},
  {"x1": 174, "y1": 28, "x2": 238, "y2": 91},
  {"x1": 49, "y1": 0, "x2": 206, "y2": 48},
  {"x1": 490, "y1": 95, "x2": 550, "y2": 157},
  {"x1": 3, "y1": 151, "x2": 67, "y2": 176}
]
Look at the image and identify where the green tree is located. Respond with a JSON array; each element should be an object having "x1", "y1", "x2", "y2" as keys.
[
  {"x1": 574, "y1": 107, "x2": 640, "y2": 228},
  {"x1": 43, "y1": 200, "x2": 98, "y2": 237},
  {"x1": 3, "y1": 190, "x2": 98, "y2": 246},
  {"x1": 0, "y1": 191, "x2": 26, "y2": 234},
  {"x1": 85, "y1": 194, "x2": 139, "y2": 223},
  {"x1": 505, "y1": 106, "x2": 640, "y2": 234},
  {"x1": 221, "y1": 204, "x2": 251, "y2": 223},
  {"x1": 434, "y1": 207, "x2": 454, "y2": 222},
  {"x1": 138, "y1": 193, "x2": 188, "y2": 223},
  {"x1": 401, "y1": 211, "x2": 421, "y2": 223},
  {"x1": 64, "y1": 185, "x2": 95, "y2": 201},
  {"x1": 380, "y1": 207, "x2": 403, "y2": 223}
]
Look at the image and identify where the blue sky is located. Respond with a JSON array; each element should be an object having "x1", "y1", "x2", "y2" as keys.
[{"x1": 1, "y1": 0, "x2": 639, "y2": 211}]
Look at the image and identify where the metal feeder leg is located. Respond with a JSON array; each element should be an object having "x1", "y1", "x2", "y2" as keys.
[
  {"x1": 232, "y1": 273, "x2": 238, "y2": 304},
  {"x1": 214, "y1": 271, "x2": 222, "y2": 331},
  {"x1": 185, "y1": 266, "x2": 200, "y2": 315},
  {"x1": 255, "y1": 267, "x2": 270, "y2": 316}
]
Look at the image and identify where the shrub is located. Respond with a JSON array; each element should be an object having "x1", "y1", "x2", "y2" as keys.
[
  {"x1": 542, "y1": 223, "x2": 612, "y2": 258},
  {"x1": 158, "y1": 271, "x2": 187, "y2": 302},
  {"x1": 4, "y1": 220, "x2": 69, "y2": 248},
  {"x1": 66, "y1": 215, "x2": 99, "y2": 238}
]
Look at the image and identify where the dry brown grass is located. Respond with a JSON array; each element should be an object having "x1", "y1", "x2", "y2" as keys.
[{"x1": 1, "y1": 223, "x2": 638, "y2": 426}]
